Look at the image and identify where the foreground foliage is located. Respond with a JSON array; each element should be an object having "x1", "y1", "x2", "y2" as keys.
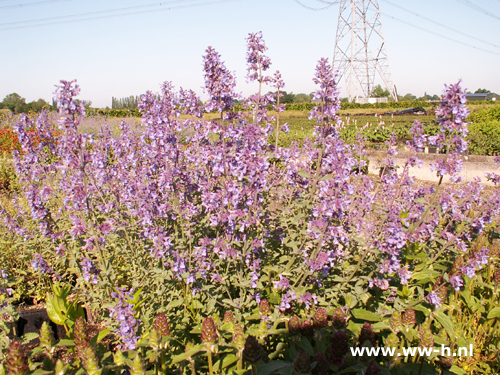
[{"x1": 1, "y1": 32, "x2": 499, "y2": 374}]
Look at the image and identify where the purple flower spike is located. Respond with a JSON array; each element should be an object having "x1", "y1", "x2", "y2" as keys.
[
  {"x1": 31, "y1": 253, "x2": 53, "y2": 274},
  {"x1": 309, "y1": 58, "x2": 342, "y2": 137},
  {"x1": 203, "y1": 46, "x2": 238, "y2": 119},
  {"x1": 426, "y1": 292, "x2": 442, "y2": 308},
  {"x1": 246, "y1": 31, "x2": 272, "y2": 83},
  {"x1": 109, "y1": 288, "x2": 140, "y2": 350},
  {"x1": 80, "y1": 257, "x2": 100, "y2": 284}
]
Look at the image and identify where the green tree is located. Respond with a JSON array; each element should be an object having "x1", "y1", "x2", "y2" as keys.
[
  {"x1": 371, "y1": 85, "x2": 390, "y2": 98},
  {"x1": 27, "y1": 98, "x2": 51, "y2": 112},
  {"x1": 399, "y1": 93, "x2": 417, "y2": 101},
  {"x1": 293, "y1": 93, "x2": 311, "y2": 103},
  {"x1": 281, "y1": 91, "x2": 295, "y2": 104},
  {"x1": 475, "y1": 88, "x2": 490, "y2": 94},
  {"x1": 2, "y1": 93, "x2": 27, "y2": 113}
]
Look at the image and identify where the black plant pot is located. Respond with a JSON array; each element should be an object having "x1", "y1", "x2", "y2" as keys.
[{"x1": 16, "y1": 308, "x2": 66, "y2": 345}]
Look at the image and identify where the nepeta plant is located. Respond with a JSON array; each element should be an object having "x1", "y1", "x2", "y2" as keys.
[
  {"x1": 202, "y1": 46, "x2": 238, "y2": 121},
  {"x1": 1, "y1": 32, "x2": 499, "y2": 374}
]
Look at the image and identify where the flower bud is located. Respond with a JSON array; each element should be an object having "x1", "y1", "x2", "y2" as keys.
[
  {"x1": 223, "y1": 311, "x2": 234, "y2": 323},
  {"x1": 438, "y1": 356, "x2": 454, "y2": 369},
  {"x1": 73, "y1": 317, "x2": 88, "y2": 360},
  {"x1": 365, "y1": 362, "x2": 381, "y2": 375},
  {"x1": 82, "y1": 346, "x2": 101, "y2": 375},
  {"x1": 312, "y1": 353, "x2": 329, "y2": 375},
  {"x1": 330, "y1": 331, "x2": 349, "y2": 363},
  {"x1": 493, "y1": 268, "x2": 500, "y2": 284},
  {"x1": 288, "y1": 316, "x2": 301, "y2": 335},
  {"x1": 201, "y1": 317, "x2": 218, "y2": 343},
  {"x1": 40, "y1": 321, "x2": 54, "y2": 354},
  {"x1": 258, "y1": 320, "x2": 268, "y2": 340},
  {"x1": 358, "y1": 323, "x2": 376, "y2": 347},
  {"x1": 5, "y1": 340, "x2": 28, "y2": 375},
  {"x1": 301, "y1": 318, "x2": 314, "y2": 339},
  {"x1": 259, "y1": 299, "x2": 271, "y2": 316},
  {"x1": 331, "y1": 307, "x2": 347, "y2": 329},
  {"x1": 243, "y1": 335, "x2": 262, "y2": 364},
  {"x1": 154, "y1": 313, "x2": 171, "y2": 337},
  {"x1": 55, "y1": 359, "x2": 66, "y2": 375},
  {"x1": 418, "y1": 320, "x2": 434, "y2": 348},
  {"x1": 313, "y1": 308, "x2": 328, "y2": 329},
  {"x1": 389, "y1": 311, "x2": 402, "y2": 333},
  {"x1": 113, "y1": 349, "x2": 125, "y2": 366},
  {"x1": 293, "y1": 350, "x2": 312, "y2": 374},
  {"x1": 130, "y1": 353, "x2": 146, "y2": 375},
  {"x1": 402, "y1": 309, "x2": 416, "y2": 326},
  {"x1": 385, "y1": 332, "x2": 400, "y2": 349},
  {"x1": 434, "y1": 277, "x2": 447, "y2": 302},
  {"x1": 232, "y1": 325, "x2": 245, "y2": 347},
  {"x1": 149, "y1": 328, "x2": 159, "y2": 350}
]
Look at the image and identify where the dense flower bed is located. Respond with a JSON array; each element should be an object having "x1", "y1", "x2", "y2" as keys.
[{"x1": 0, "y1": 32, "x2": 499, "y2": 375}]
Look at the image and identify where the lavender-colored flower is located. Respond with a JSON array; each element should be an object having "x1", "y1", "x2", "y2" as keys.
[
  {"x1": 245, "y1": 32, "x2": 272, "y2": 83},
  {"x1": 1, "y1": 270, "x2": 7, "y2": 279},
  {"x1": 308, "y1": 58, "x2": 342, "y2": 136},
  {"x1": 426, "y1": 292, "x2": 442, "y2": 307},
  {"x1": 31, "y1": 253, "x2": 53, "y2": 274},
  {"x1": 449, "y1": 275, "x2": 463, "y2": 291},
  {"x1": 300, "y1": 292, "x2": 318, "y2": 310},
  {"x1": 80, "y1": 257, "x2": 100, "y2": 284},
  {"x1": 272, "y1": 274, "x2": 290, "y2": 290},
  {"x1": 429, "y1": 81, "x2": 470, "y2": 180},
  {"x1": 279, "y1": 292, "x2": 295, "y2": 312},
  {"x1": 369, "y1": 278, "x2": 390, "y2": 290},
  {"x1": 109, "y1": 288, "x2": 140, "y2": 350},
  {"x1": 203, "y1": 46, "x2": 238, "y2": 119}
]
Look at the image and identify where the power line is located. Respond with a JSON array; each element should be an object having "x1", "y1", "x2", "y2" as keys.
[
  {"x1": 0, "y1": 0, "x2": 202, "y2": 27},
  {"x1": 293, "y1": 0, "x2": 336, "y2": 11},
  {"x1": 453, "y1": 0, "x2": 500, "y2": 21},
  {"x1": 381, "y1": 0, "x2": 500, "y2": 50},
  {"x1": 381, "y1": 11, "x2": 500, "y2": 57},
  {"x1": 0, "y1": 0, "x2": 75, "y2": 10},
  {"x1": 0, "y1": 0, "x2": 242, "y2": 30}
]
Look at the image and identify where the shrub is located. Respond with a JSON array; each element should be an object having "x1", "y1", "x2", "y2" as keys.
[
  {"x1": 1, "y1": 34, "x2": 499, "y2": 374},
  {"x1": 468, "y1": 120, "x2": 500, "y2": 156}
]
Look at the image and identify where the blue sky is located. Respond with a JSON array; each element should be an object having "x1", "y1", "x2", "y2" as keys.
[{"x1": 1, "y1": 0, "x2": 499, "y2": 107}]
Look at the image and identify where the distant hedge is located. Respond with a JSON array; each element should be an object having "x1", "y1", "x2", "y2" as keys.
[{"x1": 85, "y1": 100, "x2": 497, "y2": 118}]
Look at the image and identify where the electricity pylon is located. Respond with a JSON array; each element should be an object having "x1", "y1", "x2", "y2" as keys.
[{"x1": 333, "y1": 0, "x2": 398, "y2": 101}]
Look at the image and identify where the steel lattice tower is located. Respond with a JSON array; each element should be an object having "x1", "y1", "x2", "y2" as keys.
[{"x1": 333, "y1": 0, "x2": 398, "y2": 101}]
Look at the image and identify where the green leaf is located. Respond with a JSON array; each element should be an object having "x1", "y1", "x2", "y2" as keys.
[
  {"x1": 297, "y1": 336, "x2": 314, "y2": 356},
  {"x1": 171, "y1": 344, "x2": 203, "y2": 364},
  {"x1": 412, "y1": 304, "x2": 431, "y2": 316},
  {"x1": 96, "y1": 328, "x2": 111, "y2": 343},
  {"x1": 339, "y1": 364, "x2": 365, "y2": 374},
  {"x1": 214, "y1": 353, "x2": 238, "y2": 370},
  {"x1": 487, "y1": 307, "x2": 500, "y2": 319},
  {"x1": 22, "y1": 332, "x2": 39, "y2": 344},
  {"x1": 449, "y1": 365, "x2": 468, "y2": 375},
  {"x1": 435, "y1": 311, "x2": 454, "y2": 338},
  {"x1": 297, "y1": 170, "x2": 313, "y2": 179},
  {"x1": 256, "y1": 361, "x2": 292, "y2": 375},
  {"x1": 372, "y1": 321, "x2": 390, "y2": 331},
  {"x1": 46, "y1": 294, "x2": 66, "y2": 326},
  {"x1": 166, "y1": 298, "x2": 184, "y2": 309},
  {"x1": 56, "y1": 339, "x2": 75, "y2": 347},
  {"x1": 32, "y1": 370, "x2": 53, "y2": 375},
  {"x1": 351, "y1": 308, "x2": 382, "y2": 322},
  {"x1": 411, "y1": 269, "x2": 441, "y2": 281}
]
